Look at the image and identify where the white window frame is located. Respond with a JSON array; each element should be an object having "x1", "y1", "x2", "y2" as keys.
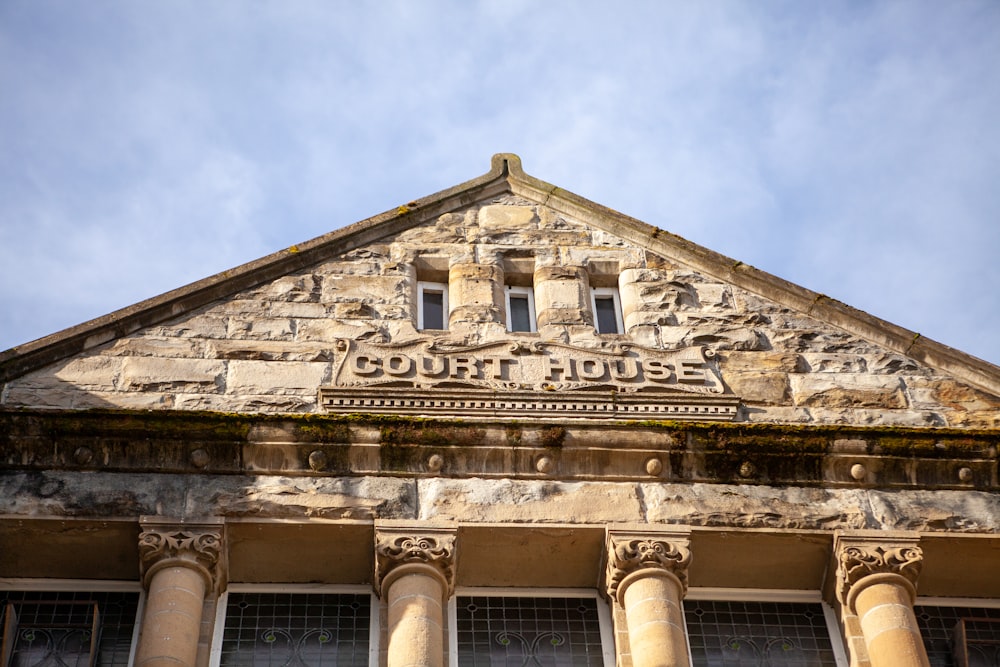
[
  {"x1": 417, "y1": 281, "x2": 449, "y2": 331},
  {"x1": 505, "y1": 285, "x2": 537, "y2": 333},
  {"x1": 590, "y1": 287, "x2": 624, "y2": 335},
  {"x1": 210, "y1": 584, "x2": 379, "y2": 667},
  {"x1": 0, "y1": 578, "x2": 145, "y2": 667},
  {"x1": 448, "y1": 587, "x2": 615, "y2": 667},
  {"x1": 684, "y1": 588, "x2": 849, "y2": 667}
]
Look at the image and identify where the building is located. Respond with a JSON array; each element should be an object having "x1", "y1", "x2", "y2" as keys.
[{"x1": 1, "y1": 154, "x2": 998, "y2": 667}]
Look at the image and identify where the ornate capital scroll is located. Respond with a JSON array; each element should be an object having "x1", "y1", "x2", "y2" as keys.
[
  {"x1": 374, "y1": 526, "x2": 457, "y2": 598},
  {"x1": 835, "y1": 532, "x2": 923, "y2": 611},
  {"x1": 606, "y1": 529, "x2": 692, "y2": 604},
  {"x1": 138, "y1": 518, "x2": 226, "y2": 593}
]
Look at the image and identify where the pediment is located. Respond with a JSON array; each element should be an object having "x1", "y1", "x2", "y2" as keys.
[{"x1": 1, "y1": 154, "x2": 998, "y2": 427}]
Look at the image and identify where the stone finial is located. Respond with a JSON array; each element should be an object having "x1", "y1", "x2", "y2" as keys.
[
  {"x1": 606, "y1": 529, "x2": 692, "y2": 604},
  {"x1": 138, "y1": 518, "x2": 226, "y2": 593},
  {"x1": 835, "y1": 532, "x2": 923, "y2": 610},
  {"x1": 374, "y1": 526, "x2": 457, "y2": 598}
]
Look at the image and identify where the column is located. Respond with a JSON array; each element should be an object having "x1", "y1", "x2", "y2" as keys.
[
  {"x1": 375, "y1": 525, "x2": 457, "y2": 667},
  {"x1": 606, "y1": 528, "x2": 692, "y2": 667},
  {"x1": 836, "y1": 532, "x2": 929, "y2": 667},
  {"x1": 448, "y1": 262, "x2": 504, "y2": 333},
  {"x1": 135, "y1": 519, "x2": 225, "y2": 667},
  {"x1": 533, "y1": 264, "x2": 591, "y2": 331}
]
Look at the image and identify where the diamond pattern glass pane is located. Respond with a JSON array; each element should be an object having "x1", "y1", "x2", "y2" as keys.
[
  {"x1": 684, "y1": 600, "x2": 837, "y2": 666},
  {"x1": 456, "y1": 596, "x2": 605, "y2": 666},
  {"x1": 915, "y1": 605, "x2": 1000, "y2": 667},
  {"x1": 1, "y1": 590, "x2": 139, "y2": 667},
  {"x1": 220, "y1": 592, "x2": 370, "y2": 667}
]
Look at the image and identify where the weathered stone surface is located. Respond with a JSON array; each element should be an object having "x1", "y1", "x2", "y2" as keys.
[
  {"x1": 790, "y1": 375, "x2": 907, "y2": 408},
  {"x1": 416, "y1": 478, "x2": 645, "y2": 523},
  {"x1": 227, "y1": 360, "x2": 330, "y2": 394},
  {"x1": 0, "y1": 471, "x2": 416, "y2": 520},
  {"x1": 642, "y1": 484, "x2": 869, "y2": 529},
  {"x1": 723, "y1": 372, "x2": 791, "y2": 404},
  {"x1": 3, "y1": 199, "x2": 998, "y2": 425},
  {"x1": 121, "y1": 357, "x2": 225, "y2": 392}
]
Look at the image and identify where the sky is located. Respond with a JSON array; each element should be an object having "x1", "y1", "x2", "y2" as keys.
[{"x1": 1, "y1": 1, "x2": 999, "y2": 367}]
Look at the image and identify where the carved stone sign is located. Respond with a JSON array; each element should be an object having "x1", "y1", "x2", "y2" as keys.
[
  {"x1": 319, "y1": 338, "x2": 739, "y2": 420},
  {"x1": 329, "y1": 338, "x2": 725, "y2": 394}
]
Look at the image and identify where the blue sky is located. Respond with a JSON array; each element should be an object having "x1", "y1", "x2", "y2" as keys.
[{"x1": 2, "y1": 1, "x2": 999, "y2": 366}]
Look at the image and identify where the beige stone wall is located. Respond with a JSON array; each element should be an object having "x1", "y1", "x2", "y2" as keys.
[{"x1": 3, "y1": 197, "x2": 998, "y2": 426}]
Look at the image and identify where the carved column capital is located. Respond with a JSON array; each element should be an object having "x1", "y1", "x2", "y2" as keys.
[
  {"x1": 374, "y1": 525, "x2": 457, "y2": 598},
  {"x1": 835, "y1": 532, "x2": 923, "y2": 611},
  {"x1": 606, "y1": 528, "x2": 691, "y2": 604},
  {"x1": 138, "y1": 518, "x2": 226, "y2": 593}
]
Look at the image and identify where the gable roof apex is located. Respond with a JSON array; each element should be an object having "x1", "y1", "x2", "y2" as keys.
[{"x1": 2, "y1": 154, "x2": 1000, "y2": 398}]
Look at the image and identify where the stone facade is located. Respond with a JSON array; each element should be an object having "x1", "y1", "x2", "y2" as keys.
[{"x1": 1, "y1": 154, "x2": 998, "y2": 667}]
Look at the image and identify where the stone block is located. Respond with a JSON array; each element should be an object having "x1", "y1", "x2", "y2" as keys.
[
  {"x1": 226, "y1": 317, "x2": 295, "y2": 341},
  {"x1": 416, "y1": 478, "x2": 644, "y2": 523},
  {"x1": 478, "y1": 204, "x2": 537, "y2": 231},
  {"x1": 46, "y1": 356, "x2": 124, "y2": 389},
  {"x1": 723, "y1": 371, "x2": 791, "y2": 405},
  {"x1": 121, "y1": 357, "x2": 226, "y2": 392},
  {"x1": 227, "y1": 360, "x2": 330, "y2": 394},
  {"x1": 721, "y1": 352, "x2": 806, "y2": 373},
  {"x1": 641, "y1": 483, "x2": 869, "y2": 529},
  {"x1": 790, "y1": 375, "x2": 907, "y2": 408}
]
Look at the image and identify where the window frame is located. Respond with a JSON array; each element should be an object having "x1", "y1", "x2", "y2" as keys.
[
  {"x1": 0, "y1": 578, "x2": 145, "y2": 667},
  {"x1": 590, "y1": 287, "x2": 624, "y2": 335},
  {"x1": 417, "y1": 281, "x2": 449, "y2": 331},
  {"x1": 504, "y1": 285, "x2": 537, "y2": 333},
  {"x1": 210, "y1": 584, "x2": 379, "y2": 667},
  {"x1": 684, "y1": 587, "x2": 849, "y2": 667},
  {"x1": 448, "y1": 587, "x2": 615, "y2": 667}
]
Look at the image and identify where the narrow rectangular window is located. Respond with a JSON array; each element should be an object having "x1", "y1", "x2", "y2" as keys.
[
  {"x1": 505, "y1": 286, "x2": 536, "y2": 333},
  {"x1": 451, "y1": 591, "x2": 614, "y2": 666},
  {"x1": 217, "y1": 591, "x2": 372, "y2": 667},
  {"x1": 0, "y1": 590, "x2": 141, "y2": 667},
  {"x1": 591, "y1": 287, "x2": 623, "y2": 335},
  {"x1": 418, "y1": 282, "x2": 449, "y2": 331}
]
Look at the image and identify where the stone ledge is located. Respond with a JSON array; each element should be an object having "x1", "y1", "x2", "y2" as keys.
[{"x1": 1, "y1": 409, "x2": 996, "y2": 490}]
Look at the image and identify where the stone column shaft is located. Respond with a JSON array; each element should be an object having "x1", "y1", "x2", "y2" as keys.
[
  {"x1": 375, "y1": 526, "x2": 456, "y2": 667},
  {"x1": 135, "y1": 520, "x2": 224, "y2": 667},
  {"x1": 836, "y1": 533, "x2": 929, "y2": 667},
  {"x1": 607, "y1": 529, "x2": 692, "y2": 667},
  {"x1": 136, "y1": 566, "x2": 206, "y2": 667}
]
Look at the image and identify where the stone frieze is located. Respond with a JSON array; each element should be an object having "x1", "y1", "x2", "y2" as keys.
[{"x1": 330, "y1": 338, "x2": 726, "y2": 394}]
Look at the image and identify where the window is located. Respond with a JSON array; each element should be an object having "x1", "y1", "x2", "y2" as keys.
[
  {"x1": 915, "y1": 601, "x2": 1000, "y2": 667},
  {"x1": 684, "y1": 591, "x2": 847, "y2": 667},
  {"x1": 212, "y1": 587, "x2": 376, "y2": 667},
  {"x1": 0, "y1": 588, "x2": 141, "y2": 667},
  {"x1": 590, "y1": 287, "x2": 623, "y2": 335},
  {"x1": 505, "y1": 286, "x2": 536, "y2": 333},
  {"x1": 417, "y1": 281, "x2": 449, "y2": 330},
  {"x1": 450, "y1": 589, "x2": 614, "y2": 667}
]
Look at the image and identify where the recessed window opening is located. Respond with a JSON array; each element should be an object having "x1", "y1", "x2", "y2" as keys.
[
  {"x1": 591, "y1": 287, "x2": 623, "y2": 335},
  {"x1": 0, "y1": 584, "x2": 142, "y2": 667},
  {"x1": 211, "y1": 585, "x2": 377, "y2": 667},
  {"x1": 417, "y1": 281, "x2": 449, "y2": 330},
  {"x1": 449, "y1": 588, "x2": 614, "y2": 667},
  {"x1": 505, "y1": 286, "x2": 536, "y2": 333}
]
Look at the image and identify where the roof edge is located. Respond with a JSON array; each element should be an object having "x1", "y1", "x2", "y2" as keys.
[
  {"x1": 3, "y1": 152, "x2": 999, "y2": 398},
  {"x1": 0, "y1": 155, "x2": 515, "y2": 382},
  {"x1": 502, "y1": 167, "x2": 1000, "y2": 397}
]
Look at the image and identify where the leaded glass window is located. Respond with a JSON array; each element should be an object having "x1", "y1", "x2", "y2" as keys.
[
  {"x1": 915, "y1": 604, "x2": 1000, "y2": 667},
  {"x1": 684, "y1": 600, "x2": 838, "y2": 666},
  {"x1": 219, "y1": 592, "x2": 371, "y2": 667},
  {"x1": 0, "y1": 590, "x2": 139, "y2": 667},
  {"x1": 456, "y1": 595, "x2": 607, "y2": 666}
]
